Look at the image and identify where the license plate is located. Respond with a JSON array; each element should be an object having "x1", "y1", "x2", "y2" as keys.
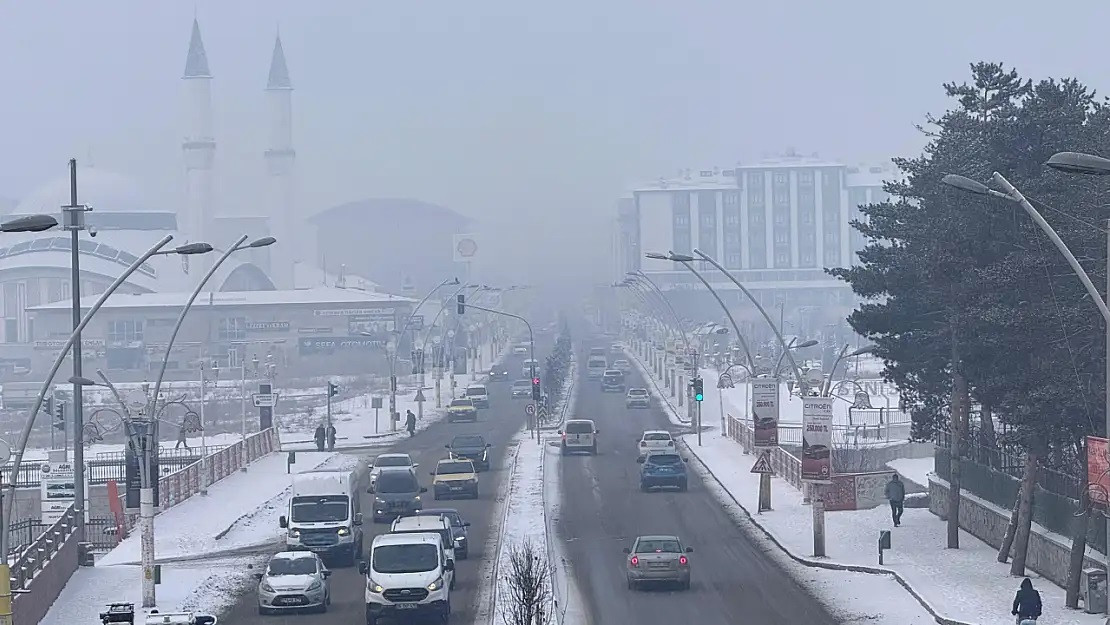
[
  {"x1": 277, "y1": 597, "x2": 305, "y2": 605},
  {"x1": 649, "y1": 563, "x2": 669, "y2": 569},
  {"x1": 395, "y1": 603, "x2": 418, "y2": 610},
  {"x1": 450, "y1": 486, "x2": 463, "y2": 491}
]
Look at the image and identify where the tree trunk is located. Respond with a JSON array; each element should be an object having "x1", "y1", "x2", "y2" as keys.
[
  {"x1": 997, "y1": 493, "x2": 1020, "y2": 563},
  {"x1": 1067, "y1": 442, "x2": 1090, "y2": 609},
  {"x1": 1009, "y1": 443, "x2": 1041, "y2": 576},
  {"x1": 946, "y1": 328, "x2": 966, "y2": 549},
  {"x1": 980, "y1": 402, "x2": 998, "y2": 468}
]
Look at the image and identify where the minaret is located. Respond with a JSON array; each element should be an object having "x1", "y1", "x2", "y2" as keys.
[
  {"x1": 264, "y1": 34, "x2": 296, "y2": 290},
  {"x1": 182, "y1": 19, "x2": 216, "y2": 278}
]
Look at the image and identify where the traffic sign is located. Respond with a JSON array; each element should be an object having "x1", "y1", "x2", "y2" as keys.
[
  {"x1": 751, "y1": 451, "x2": 774, "y2": 475},
  {"x1": 415, "y1": 389, "x2": 426, "y2": 403},
  {"x1": 252, "y1": 393, "x2": 275, "y2": 408},
  {"x1": 525, "y1": 403, "x2": 536, "y2": 416}
]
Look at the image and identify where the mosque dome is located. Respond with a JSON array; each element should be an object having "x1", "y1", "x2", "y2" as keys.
[{"x1": 13, "y1": 168, "x2": 154, "y2": 216}]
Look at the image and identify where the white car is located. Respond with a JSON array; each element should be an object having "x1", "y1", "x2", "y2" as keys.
[
  {"x1": 369, "y1": 453, "x2": 416, "y2": 492},
  {"x1": 464, "y1": 384, "x2": 489, "y2": 408},
  {"x1": 638, "y1": 430, "x2": 675, "y2": 457},
  {"x1": 613, "y1": 359, "x2": 631, "y2": 373},
  {"x1": 513, "y1": 344, "x2": 529, "y2": 355},
  {"x1": 256, "y1": 550, "x2": 332, "y2": 614},
  {"x1": 626, "y1": 388, "x2": 650, "y2": 409}
]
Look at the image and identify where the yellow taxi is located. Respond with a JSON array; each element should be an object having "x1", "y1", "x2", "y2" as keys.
[{"x1": 430, "y1": 458, "x2": 479, "y2": 499}]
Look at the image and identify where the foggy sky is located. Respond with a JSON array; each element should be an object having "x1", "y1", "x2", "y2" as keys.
[{"x1": 2, "y1": 0, "x2": 1109, "y2": 286}]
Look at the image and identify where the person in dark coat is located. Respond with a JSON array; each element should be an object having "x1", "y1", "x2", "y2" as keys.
[
  {"x1": 405, "y1": 410, "x2": 417, "y2": 437},
  {"x1": 325, "y1": 423, "x2": 337, "y2": 451},
  {"x1": 885, "y1": 473, "x2": 905, "y2": 527},
  {"x1": 1012, "y1": 577, "x2": 1042, "y2": 623},
  {"x1": 313, "y1": 424, "x2": 326, "y2": 451}
]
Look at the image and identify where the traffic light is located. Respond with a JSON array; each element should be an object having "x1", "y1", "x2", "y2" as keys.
[
  {"x1": 457, "y1": 294, "x2": 465, "y2": 315},
  {"x1": 44, "y1": 396, "x2": 53, "y2": 421},
  {"x1": 53, "y1": 400, "x2": 66, "y2": 431},
  {"x1": 328, "y1": 382, "x2": 339, "y2": 397},
  {"x1": 531, "y1": 377, "x2": 541, "y2": 401},
  {"x1": 693, "y1": 378, "x2": 704, "y2": 402}
]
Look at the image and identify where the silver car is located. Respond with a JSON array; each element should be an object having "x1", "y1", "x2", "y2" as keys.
[
  {"x1": 369, "y1": 453, "x2": 416, "y2": 492},
  {"x1": 623, "y1": 535, "x2": 693, "y2": 590},
  {"x1": 256, "y1": 551, "x2": 332, "y2": 614}
]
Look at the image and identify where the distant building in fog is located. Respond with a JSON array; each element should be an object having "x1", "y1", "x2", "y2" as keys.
[
  {"x1": 310, "y1": 198, "x2": 473, "y2": 296},
  {"x1": 611, "y1": 153, "x2": 895, "y2": 342}
]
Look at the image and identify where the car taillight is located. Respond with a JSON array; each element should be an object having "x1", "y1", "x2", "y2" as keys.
[
  {"x1": 640, "y1": 441, "x2": 647, "y2": 447},
  {"x1": 679, "y1": 556, "x2": 688, "y2": 565},
  {"x1": 562, "y1": 433, "x2": 567, "y2": 441},
  {"x1": 629, "y1": 556, "x2": 639, "y2": 567},
  {"x1": 667, "y1": 441, "x2": 674, "y2": 446}
]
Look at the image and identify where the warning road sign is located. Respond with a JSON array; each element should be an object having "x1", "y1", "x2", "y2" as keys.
[
  {"x1": 750, "y1": 451, "x2": 774, "y2": 475},
  {"x1": 415, "y1": 389, "x2": 426, "y2": 403},
  {"x1": 525, "y1": 403, "x2": 536, "y2": 416}
]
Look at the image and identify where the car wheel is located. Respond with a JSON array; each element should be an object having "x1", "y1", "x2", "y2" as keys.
[
  {"x1": 591, "y1": 444, "x2": 598, "y2": 455},
  {"x1": 319, "y1": 599, "x2": 329, "y2": 613},
  {"x1": 682, "y1": 578, "x2": 691, "y2": 590},
  {"x1": 640, "y1": 482, "x2": 649, "y2": 492},
  {"x1": 473, "y1": 486, "x2": 480, "y2": 498},
  {"x1": 434, "y1": 493, "x2": 441, "y2": 500},
  {"x1": 627, "y1": 577, "x2": 636, "y2": 590},
  {"x1": 257, "y1": 606, "x2": 268, "y2": 615},
  {"x1": 366, "y1": 609, "x2": 377, "y2": 625},
  {"x1": 679, "y1": 480, "x2": 688, "y2": 492},
  {"x1": 459, "y1": 548, "x2": 469, "y2": 559},
  {"x1": 450, "y1": 574, "x2": 456, "y2": 590}
]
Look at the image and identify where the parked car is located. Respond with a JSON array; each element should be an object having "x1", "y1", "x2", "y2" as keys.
[{"x1": 255, "y1": 550, "x2": 332, "y2": 614}]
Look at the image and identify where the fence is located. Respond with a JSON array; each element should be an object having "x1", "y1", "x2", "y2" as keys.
[
  {"x1": 0, "y1": 445, "x2": 227, "y2": 489},
  {"x1": 726, "y1": 414, "x2": 804, "y2": 490}
]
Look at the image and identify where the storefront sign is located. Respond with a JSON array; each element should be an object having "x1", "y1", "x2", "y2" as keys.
[
  {"x1": 298, "y1": 327, "x2": 332, "y2": 334},
  {"x1": 298, "y1": 336, "x2": 387, "y2": 355},
  {"x1": 752, "y1": 378, "x2": 779, "y2": 447},
  {"x1": 801, "y1": 397, "x2": 834, "y2": 482},
  {"x1": 247, "y1": 321, "x2": 290, "y2": 332},
  {"x1": 313, "y1": 308, "x2": 397, "y2": 318},
  {"x1": 34, "y1": 338, "x2": 105, "y2": 350},
  {"x1": 349, "y1": 313, "x2": 395, "y2": 336}
]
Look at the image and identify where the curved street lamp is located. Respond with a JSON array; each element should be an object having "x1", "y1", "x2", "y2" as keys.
[{"x1": 822, "y1": 345, "x2": 875, "y2": 397}]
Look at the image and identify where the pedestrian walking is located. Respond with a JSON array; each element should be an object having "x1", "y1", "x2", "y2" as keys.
[
  {"x1": 326, "y1": 423, "x2": 337, "y2": 451},
  {"x1": 313, "y1": 424, "x2": 326, "y2": 451},
  {"x1": 405, "y1": 410, "x2": 417, "y2": 437},
  {"x1": 1012, "y1": 577, "x2": 1042, "y2": 624},
  {"x1": 885, "y1": 473, "x2": 905, "y2": 527},
  {"x1": 175, "y1": 427, "x2": 190, "y2": 450}
]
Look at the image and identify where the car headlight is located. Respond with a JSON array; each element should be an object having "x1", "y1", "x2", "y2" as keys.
[
  {"x1": 454, "y1": 536, "x2": 465, "y2": 543},
  {"x1": 288, "y1": 529, "x2": 300, "y2": 538},
  {"x1": 306, "y1": 579, "x2": 322, "y2": 592},
  {"x1": 260, "y1": 581, "x2": 275, "y2": 593},
  {"x1": 337, "y1": 527, "x2": 350, "y2": 536},
  {"x1": 367, "y1": 578, "x2": 384, "y2": 594},
  {"x1": 374, "y1": 497, "x2": 386, "y2": 505},
  {"x1": 413, "y1": 495, "x2": 422, "y2": 505},
  {"x1": 426, "y1": 576, "x2": 445, "y2": 591},
  {"x1": 468, "y1": 478, "x2": 478, "y2": 484}
]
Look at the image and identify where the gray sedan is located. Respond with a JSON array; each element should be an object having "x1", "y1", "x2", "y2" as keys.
[{"x1": 623, "y1": 535, "x2": 693, "y2": 590}]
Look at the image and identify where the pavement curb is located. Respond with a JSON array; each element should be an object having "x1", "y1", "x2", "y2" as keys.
[
  {"x1": 680, "y1": 438, "x2": 974, "y2": 625},
  {"x1": 539, "y1": 358, "x2": 577, "y2": 432},
  {"x1": 481, "y1": 438, "x2": 522, "y2": 625}
]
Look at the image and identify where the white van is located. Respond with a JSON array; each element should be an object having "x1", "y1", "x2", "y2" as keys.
[
  {"x1": 390, "y1": 515, "x2": 457, "y2": 584},
  {"x1": 464, "y1": 383, "x2": 489, "y2": 409},
  {"x1": 279, "y1": 470, "x2": 364, "y2": 566},
  {"x1": 560, "y1": 419, "x2": 599, "y2": 455},
  {"x1": 361, "y1": 532, "x2": 454, "y2": 624},
  {"x1": 586, "y1": 356, "x2": 607, "y2": 379},
  {"x1": 521, "y1": 359, "x2": 539, "y2": 378}
]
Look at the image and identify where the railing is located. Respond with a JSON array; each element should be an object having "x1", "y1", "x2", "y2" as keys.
[
  {"x1": 0, "y1": 451, "x2": 220, "y2": 489},
  {"x1": 9, "y1": 506, "x2": 77, "y2": 591},
  {"x1": 726, "y1": 414, "x2": 803, "y2": 490},
  {"x1": 7, "y1": 516, "x2": 117, "y2": 558}
]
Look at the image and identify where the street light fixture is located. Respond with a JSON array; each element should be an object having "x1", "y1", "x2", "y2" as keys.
[
  {"x1": 822, "y1": 345, "x2": 875, "y2": 397},
  {"x1": 1046, "y1": 151, "x2": 1110, "y2": 176},
  {"x1": 0, "y1": 214, "x2": 58, "y2": 232}
]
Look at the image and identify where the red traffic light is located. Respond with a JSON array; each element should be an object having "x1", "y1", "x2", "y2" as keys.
[{"x1": 532, "y1": 378, "x2": 540, "y2": 385}]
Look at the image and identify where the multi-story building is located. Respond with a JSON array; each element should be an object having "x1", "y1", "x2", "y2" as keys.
[{"x1": 612, "y1": 154, "x2": 894, "y2": 344}]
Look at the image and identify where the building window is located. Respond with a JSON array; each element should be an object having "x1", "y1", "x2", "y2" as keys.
[
  {"x1": 774, "y1": 231, "x2": 789, "y2": 244},
  {"x1": 219, "y1": 317, "x2": 247, "y2": 342},
  {"x1": 774, "y1": 172, "x2": 788, "y2": 185},
  {"x1": 725, "y1": 232, "x2": 739, "y2": 244},
  {"x1": 774, "y1": 191, "x2": 789, "y2": 204},
  {"x1": 726, "y1": 253, "x2": 742, "y2": 268},
  {"x1": 723, "y1": 191, "x2": 739, "y2": 208},
  {"x1": 725, "y1": 213, "x2": 740, "y2": 226},
  {"x1": 3, "y1": 319, "x2": 15, "y2": 344},
  {"x1": 799, "y1": 170, "x2": 813, "y2": 185},
  {"x1": 776, "y1": 252, "x2": 789, "y2": 265},
  {"x1": 701, "y1": 213, "x2": 716, "y2": 227},
  {"x1": 108, "y1": 319, "x2": 144, "y2": 344},
  {"x1": 674, "y1": 214, "x2": 689, "y2": 226},
  {"x1": 774, "y1": 211, "x2": 788, "y2": 226},
  {"x1": 800, "y1": 211, "x2": 813, "y2": 225}
]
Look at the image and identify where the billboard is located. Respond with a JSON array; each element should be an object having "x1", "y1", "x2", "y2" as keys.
[
  {"x1": 752, "y1": 378, "x2": 780, "y2": 447},
  {"x1": 40, "y1": 462, "x2": 75, "y2": 524},
  {"x1": 1088, "y1": 436, "x2": 1110, "y2": 505},
  {"x1": 801, "y1": 397, "x2": 834, "y2": 482}
]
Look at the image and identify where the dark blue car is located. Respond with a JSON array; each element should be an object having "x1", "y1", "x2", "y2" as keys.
[{"x1": 637, "y1": 451, "x2": 689, "y2": 491}]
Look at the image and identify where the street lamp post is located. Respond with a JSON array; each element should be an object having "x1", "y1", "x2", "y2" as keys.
[
  {"x1": 3, "y1": 235, "x2": 182, "y2": 566},
  {"x1": 388, "y1": 278, "x2": 459, "y2": 430},
  {"x1": 823, "y1": 345, "x2": 875, "y2": 397}
]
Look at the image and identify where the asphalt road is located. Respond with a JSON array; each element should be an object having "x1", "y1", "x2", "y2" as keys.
[
  {"x1": 221, "y1": 345, "x2": 543, "y2": 625},
  {"x1": 556, "y1": 339, "x2": 841, "y2": 625}
]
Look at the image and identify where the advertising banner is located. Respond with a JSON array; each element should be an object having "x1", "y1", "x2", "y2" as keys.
[
  {"x1": 752, "y1": 378, "x2": 780, "y2": 447},
  {"x1": 298, "y1": 336, "x2": 387, "y2": 355},
  {"x1": 39, "y1": 462, "x2": 75, "y2": 524},
  {"x1": 801, "y1": 396, "x2": 834, "y2": 482},
  {"x1": 823, "y1": 471, "x2": 890, "y2": 511},
  {"x1": 348, "y1": 313, "x2": 396, "y2": 336},
  {"x1": 1088, "y1": 436, "x2": 1110, "y2": 505}
]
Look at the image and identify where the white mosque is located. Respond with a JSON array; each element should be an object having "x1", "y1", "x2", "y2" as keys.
[{"x1": 0, "y1": 20, "x2": 378, "y2": 376}]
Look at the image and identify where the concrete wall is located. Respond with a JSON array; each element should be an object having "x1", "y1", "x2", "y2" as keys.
[
  {"x1": 12, "y1": 518, "x2": 79, "y2": 625},
  {"x1": 929, "y1": 476, "x2": 1104, "y2": 588}
]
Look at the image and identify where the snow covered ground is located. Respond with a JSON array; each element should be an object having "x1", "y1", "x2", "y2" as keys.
[{"x1": 40, "y1": 449, "x2": 351, "y2": 625}]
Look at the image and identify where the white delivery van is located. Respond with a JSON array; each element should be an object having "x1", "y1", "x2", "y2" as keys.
[
  {"x1": 586, "y1": 356, "x2": 607, "y2": 379},
  {"x1": 361, "y1": 532, "x2": 454, "y2": 624},
  {"x1": 389, "y1": 515, "x2": 457, "y2": 587},
  {"x1": 279, "y1": 470, "x2": 364, "y2": 566}
]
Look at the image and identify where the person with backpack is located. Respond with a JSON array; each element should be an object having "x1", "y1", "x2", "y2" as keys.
[{"x1": 1012, "y1": 577, "x2": 1042, "y2": 624}]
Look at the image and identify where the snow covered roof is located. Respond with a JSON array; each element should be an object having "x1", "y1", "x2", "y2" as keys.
[{"x1": 28, "y1": 286, "x2": 416, "y2": 312}]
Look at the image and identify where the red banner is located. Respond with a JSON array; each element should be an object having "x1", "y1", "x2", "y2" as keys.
[
  {"x1": 106, "y1": 480, "x2": 127, "y2": 541},
  {"x1": 1088, "y1": 436, "x2": 1110, "y2": 505}
]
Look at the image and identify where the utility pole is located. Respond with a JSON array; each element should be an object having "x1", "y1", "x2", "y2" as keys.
[
  {"x1": 199, "y1": 362, "x2": 208, "y2": 495},
  {"x1": 63, "y1": 159, "x2": 90, "y2": 545}
]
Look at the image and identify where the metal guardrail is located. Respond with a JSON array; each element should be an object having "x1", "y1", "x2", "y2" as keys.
[
  {"x1": 7, "y1": 516, "x2": 118, "y2": 558},
  {"x1": 10, "y1": 506, "x2": 77, "y2": 591}
]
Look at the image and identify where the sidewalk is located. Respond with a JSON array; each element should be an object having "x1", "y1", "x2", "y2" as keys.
[
  {"x1": 40, "y1": 449, "x2": 351, "y2": 625},
  {"x1": 673, "y1": 366, "x2": 1104, "y2": 625}
]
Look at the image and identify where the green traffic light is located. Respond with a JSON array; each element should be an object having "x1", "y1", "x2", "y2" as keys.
[{"x1": 695, "y1": 393, "x2": 704, "y2": 402}]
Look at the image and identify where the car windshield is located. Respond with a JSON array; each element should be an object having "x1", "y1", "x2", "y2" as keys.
[
  {"x1": 465, "y1": 387, "x2": 486, "y2": 396},
  {"x1": 376, "y1": 472, "x2": 419, "y2": 493},
  {"x1": 635, "y1": 539, "x2": 681, "y2": 553},
  {"x1": 615, "y1": 360, "x2": 629, "y2": 365},
  {"x1": 604, "y1": 372, "x2": 622, "y2": 379},
  {"x1": 452, "y1": 436, "x2": 485, "y2": 447},
  {"x1": 647, "y1": 454, "x2": 682, "y2": 465},
  {"x1": 291, "y1": 495, "x2": 349, "y2": 522},
  {"x1": 268, "y1": 556, "x2": 317, "y2": 576},
  {"x1": 372, "y1": 544, "x2": 440, "y2": 574},
  {"x1": 629, "y1": 389, "x2": 647, "y2": 396},
  {"x1": 644, "y1": 433, "x2": 671, "y2": 441},
  {"x1": 450, "y1": 399, "x2": 473, "y2": 407},
  {"x1": 437, "y1": 461, "x2": 473, "y2": 474},
  {"x1": 512, "y1": 380, "x2": 530, "y2": 388},
  {"x1": 565, "y1": 422, "x2": 593, "y2": 434},
  {"x1": 375, "y1": 456, "x2": 410, "y2": 468},
  {"x1": 588, "y1": 358, "x2": 606, "y2": 367},
  {"x1": 418, "y1": 510, "x2": 463, "y2": 526}
]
